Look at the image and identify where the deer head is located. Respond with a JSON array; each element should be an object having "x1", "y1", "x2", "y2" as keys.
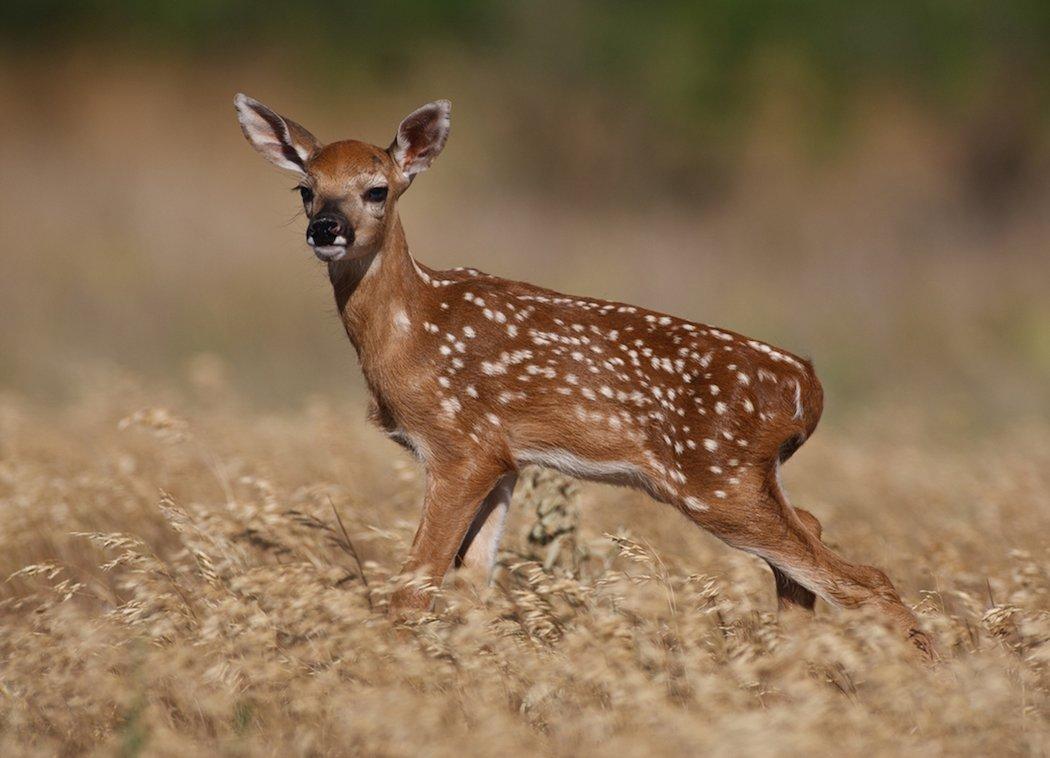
[{"x1": 234, "y1": 94, "x2": 451, "y2": 262}]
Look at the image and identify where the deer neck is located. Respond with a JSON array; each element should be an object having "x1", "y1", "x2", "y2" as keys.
[{"x1": 327, "y1": 213, "x2": 427, "y2": 368}]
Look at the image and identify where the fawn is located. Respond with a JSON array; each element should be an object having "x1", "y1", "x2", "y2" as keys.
[{"x1": 234, "y1": 94, "x2": 934, "y2": 658}]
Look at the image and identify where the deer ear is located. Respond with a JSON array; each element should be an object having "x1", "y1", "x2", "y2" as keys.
[
  {"x1": 234, "y1": 93, "x2": 321, "y2": 176},
  {"x1": 389, "y1": 100, "x2": 451, "y2": 177}
]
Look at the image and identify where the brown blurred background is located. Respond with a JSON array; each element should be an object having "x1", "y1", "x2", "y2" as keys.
[{"x1": 1, "y1": 1, "x2": 1048, "y2": 426}]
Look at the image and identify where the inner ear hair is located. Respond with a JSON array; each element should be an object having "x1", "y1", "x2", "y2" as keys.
[
  {"x1": 234, "y1": 93, "x2": 320, "y2": 174},
  {"x1": 391, "y1": 100, "x2": 451, "y2": 176}
]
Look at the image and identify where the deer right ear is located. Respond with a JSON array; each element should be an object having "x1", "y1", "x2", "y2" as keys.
[
  {"x1": 234, "y1": 93, "x2": 320, "y2": 176},
  {"x1": 389, "y1": 100, "x2": 451, "y2": 178}
]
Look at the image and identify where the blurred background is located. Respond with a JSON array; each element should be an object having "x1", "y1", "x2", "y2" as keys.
[{"x1": 1, "y1": 1, "x2": 1048, "y2": 426}]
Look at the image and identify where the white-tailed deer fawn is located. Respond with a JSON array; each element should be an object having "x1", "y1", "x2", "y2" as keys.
[{"x1": 234, "y1": 94, "x2": 934, "y2": 659}]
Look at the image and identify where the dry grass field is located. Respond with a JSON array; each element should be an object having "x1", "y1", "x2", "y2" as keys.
[
  {"x1": 0, "y1": 374, "x2": 1047, "y2": 755},
  {"x1": 2, "y1": 56, "x2": 1049, "y2": 755}
]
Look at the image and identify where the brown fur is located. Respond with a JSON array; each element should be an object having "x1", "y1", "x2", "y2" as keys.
[{"x1": 235, "y1": 96, "x2": 935, "y2": 660}]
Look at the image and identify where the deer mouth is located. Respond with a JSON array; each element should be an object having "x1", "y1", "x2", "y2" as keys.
[{"x1": 310, "y1": 244, "x2": 347, "y2": 262}]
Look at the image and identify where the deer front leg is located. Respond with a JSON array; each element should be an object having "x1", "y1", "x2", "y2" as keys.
[
  {"x1": 455, "y1": 472, "x2": 518, "y2": 586},
  {"x1": 388, "y1": 458, "x2": 507, "y2": 617}
]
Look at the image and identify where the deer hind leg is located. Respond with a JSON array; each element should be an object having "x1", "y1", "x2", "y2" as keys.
[
  {"x1": 388, "y1": 457, "x2": 507, "y2": 617},
  {"x1": 454, "y1": 472, "x2": 518, "y2": 586},
  {"x1": 685, "y1": 472, "x2": 935, "y2": 660},
  {"x1": 767, "y1": 506, "x2": 822, "y2": 613}
]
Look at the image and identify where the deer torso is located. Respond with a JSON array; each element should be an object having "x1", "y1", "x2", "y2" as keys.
[{"x1": 331, "y1": 240, "x2": 823, "y2": 513}]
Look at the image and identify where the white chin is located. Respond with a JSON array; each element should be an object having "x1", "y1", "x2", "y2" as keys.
[{"x1": 311, "y1": 245, "x2": 347, "y2": 262}]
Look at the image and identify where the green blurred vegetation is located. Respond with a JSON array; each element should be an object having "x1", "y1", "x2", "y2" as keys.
[
  {"x1": 5, "y1": 1, "x2": 1048, "y2": 124},
  {"x1": 4, "y1": 1, "x2": 1045, "y2": 93},
  {"x1": 6, "y1": 0, "x2": 1047, "y2": 203}
]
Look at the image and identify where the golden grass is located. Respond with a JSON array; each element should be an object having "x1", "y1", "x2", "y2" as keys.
[
  {"x1": 1, "y1": 59, "x2": 1048, "y2": 755},
  {"x1": 0, "y1": 375, "x2": 1047, "y2": 756}
]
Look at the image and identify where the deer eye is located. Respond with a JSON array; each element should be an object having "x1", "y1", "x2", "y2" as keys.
[
  {"x1": 364, "y1": 186, "x2": 388, "y2": 203},
  {"x1": 297, "y1": 186, "x2": 314, "y2": 205}
]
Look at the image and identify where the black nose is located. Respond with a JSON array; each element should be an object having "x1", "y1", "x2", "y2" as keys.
[{"x1": 307, "y1": 216, "x2": 352, "y2": 246}]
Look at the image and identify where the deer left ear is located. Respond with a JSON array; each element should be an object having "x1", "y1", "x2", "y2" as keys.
[
  {"x1": 234, "y1": 93, "x2": 320, "y2": 177},
  {"x1": 389, "y1": 100, "x2": 451, "y2": 177}
]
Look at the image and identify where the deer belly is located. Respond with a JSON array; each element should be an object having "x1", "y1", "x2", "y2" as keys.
[{"x1": 511, "y1": 446, "x2": 648, "y2": 489}]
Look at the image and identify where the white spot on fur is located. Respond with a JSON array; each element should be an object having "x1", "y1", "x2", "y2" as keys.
[{"x1": 684, "y1": 496, "x2": 708, "y2": 512}]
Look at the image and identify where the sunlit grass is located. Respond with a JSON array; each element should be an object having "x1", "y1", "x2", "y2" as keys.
[{"x1": 0, "y1": 381, "x2": 1046, "y2": 754}]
